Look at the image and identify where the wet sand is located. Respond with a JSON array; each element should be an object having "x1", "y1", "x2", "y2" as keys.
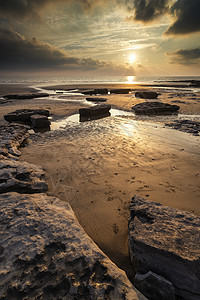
[{"x1": 1, "y1": 83, "x2": 200, "y2": 278}]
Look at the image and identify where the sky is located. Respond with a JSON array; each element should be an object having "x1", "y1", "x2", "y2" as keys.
[{"x1": 0, "y1": 0, "x2": 200, "y2": 77}]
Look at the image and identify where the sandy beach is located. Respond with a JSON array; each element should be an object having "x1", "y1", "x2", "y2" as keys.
[{"x1": 0, "y1": 82, "x2": 200, "y2": 278}]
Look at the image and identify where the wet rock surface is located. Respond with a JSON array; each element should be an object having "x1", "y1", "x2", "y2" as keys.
[
  {"x1": 132, "y1": 102, "x2": 179, "y2": 115},
  {"x1": 79, "y1": 104, "x2": 111, "y2": 121},
  {"x1": 110, "y1": 89, "x2": 131, "y2": 94},
  {"x1": 128, "y1": 195, "x2": 200, "y2": 300},
  {"x1": 82, "y1": 89, "x2": 108, "y2": 95},
  {"x1": 4, "y1": 109, "x2": 50, "y2": 123},
  {"x1": 0, "y1": 192, "x2": 144, "y2": 300},
  {"x1": 165, "y1": 119, "x2": 200, "y2": 136},
  {"x1": 0, "y1": 159, "x2": 48, "y2": 193},
  {"x1": 135, "y1": 91, "x2": 159, "y2": 99},
  {"x1": 0, "y1": 124, "x2": 29, "y2": 159},
  {"x1": 3, "y1": 93, "x2": 49, "y2": 100}
]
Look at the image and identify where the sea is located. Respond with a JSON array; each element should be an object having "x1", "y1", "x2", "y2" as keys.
[{"x1": 0, "y1": 75, "x2": 200, "y2": 88}]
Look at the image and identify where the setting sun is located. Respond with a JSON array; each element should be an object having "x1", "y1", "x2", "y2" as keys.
[{"x1": 129, "y1": 54, "x2": 136, "y2": 63}]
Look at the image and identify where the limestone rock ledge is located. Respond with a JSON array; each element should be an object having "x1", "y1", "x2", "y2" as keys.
[
  {"x1": 0, "y1": 192, "x2": 145, "y2": 300},
  {"x1": 128, "y1": 195, "x2": 200, "y2": 300}
]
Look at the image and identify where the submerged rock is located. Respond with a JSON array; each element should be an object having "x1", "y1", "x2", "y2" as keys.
[
  {"x1": 79, "y1": 104, "x2": 111, "y2": 121},
  {"x1": 0, "y1": 192, "x2": 145, "y2": 300},
  {"x1": 4, "y1": 109, "x2": 50, "y2": 123},
  {"x1": 135, "y1": 91, "x2": 159, "y2": 99},
  {"x1": 3, "y1": 93, "x2": 49, "y2": 100},
  {"x1": 128, "y1": 195, "x2": 200, "y2": 300},
  {"x1": 0, "y1": 159, "x2": 48, "y2": 193},
  {"x1": 0, "y1": 124, "x2": 29, "y2": 159},
  {"x1": 132, "y1": 102, "x2": 179, "y2": 115},
  {"x1": 165, "y1": 119, "x2": 200, "y2": 136}
]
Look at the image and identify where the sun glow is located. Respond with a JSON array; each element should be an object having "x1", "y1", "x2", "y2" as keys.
[{"x1": 129, "y1": 54, "x2": 136, "y2": 63}]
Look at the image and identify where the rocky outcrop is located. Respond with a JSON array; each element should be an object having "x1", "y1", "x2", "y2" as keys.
[
  {"x1": 83, "y1": 89, "x2": 108, "y2": 95},
  {"x1": 0, "y1": 124, "x2": 29, "y2": 159},
  {"x1": 31, "y1": 114, "x2": 51, "y2": 128},
  {"x1": 128, "y1": 195, "x2": 200, "y2": 300},
  {"x1": 79, "y1": 104, "x2": 111, "y2": 121},
  {"x1": 0, "y1": 192, "x2": 145, "y2": 300},
  {"x1": 4, "y1": 109, "x2": 50, "y2": 123},
  {"x1": 134, "y1": 271, "x2": 175, "y2": 300},
  {"x1": 3, "y1": 93, "x2": 49, "y2": 100},
  {"x1": 86, "y1": 97, "x2": 107, "y2": 102},
  {"x1": 165, "y1": 119, "x2": 200, "y2": 136},
  {"x1": 0, "y1": 159, "x2": 48, "y2": 193},
  {"x1": 110, "y1": 89, "x2": 131, "y2": 94},
  {"x1": 135, "y1": 91, "x2": 159, "y2": 99},
  {"x1": 132, "y1": 102, "x2": 179, "y2": 115}
]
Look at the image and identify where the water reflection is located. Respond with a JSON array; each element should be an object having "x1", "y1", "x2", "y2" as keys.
[{"x1": 127, "y1": 76, "x2": 136, "y2": 84}]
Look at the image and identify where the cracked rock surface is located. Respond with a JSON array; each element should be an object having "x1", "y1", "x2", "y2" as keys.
[
  {"x1": 128, "y1": 195, "x2": 200, "y2": 300},
  {"x1": 0, "y1": 159, "x2": 48, "y2": 193},
  {"x1": 0, "y1": 192, "x2": 145, "y2": 300}
]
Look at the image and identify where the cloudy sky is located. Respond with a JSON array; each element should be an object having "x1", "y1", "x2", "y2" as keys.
[{"x1": 0, "y1": 0, "x2": 200, "y2": 76}]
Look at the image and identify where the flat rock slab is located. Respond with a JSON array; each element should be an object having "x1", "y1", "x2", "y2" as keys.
[
  {"x1": 0, "y1": 192, "x2": 145, "y2": 300},
  {"x1": 83, "y1": 89, "x2": 108, "y2": 95},
  {"x1": 110, "y1": 89, "x2": 131, "y2": 94},
  {"x1": 3, "y1": 93, "x2": 49, "y2": 100},
  {"x1": 135, "y1": 91, "x2": 159, "y2": 99},
  {"x1": 86, "y1": 97, "x2": 107, "y2": 102},
  {"x1": 4, "y1": 109, "x2": 50, "y2": 123},
  {"x1": 31, "y1": 114, "x2": 51, "y2": 128},
  {"x1": 0, "y1": 124, "x2": 29, "y2": 158},
  {"x1": 128, "y1": 195, "x2": 200, "y2": 300},
  {"x1": 132, "y1": 102, "x2": 179, "y2": 115},
  {"x1": 79, "y1": 104, "x2": 111, "y2": 121},
  {"x1": 0, "y1": 159, "x2": 48, "y2": 193}
]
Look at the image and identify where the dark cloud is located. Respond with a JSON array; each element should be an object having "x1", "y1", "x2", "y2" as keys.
[
  {"x1": 165, "y1": 0, "x2": 200, "y2": 35},
  {"x1": 167, "y1": 48, "x2": 200, "y2": 65},
  {"x1": 0, "y1": 28, "x2": 109, "y2": 71},
  {"x1": 130, "y1": 0, "x2": 169, "y2": 22}
]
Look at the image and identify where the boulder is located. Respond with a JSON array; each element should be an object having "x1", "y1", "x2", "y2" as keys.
[
  {"x1": 3, "y1": 93, "x2": 49, "y2": 100},
  {"x1": 79, "y1": 104, "x2": 111, "y2": 121},
  {"x1": 110, "y1": 89, "x2": 131, "y2": 94},
  {"x1": 132, "y1": 102, "x2": 179, "y2": 115},
  {"x1": 31, "y1": 114, "x2": 51, "y2": 128},
  {"x1": 0, "y1": 159, "x2": 48, "y2": 193},
  {"x1": 128, "y1": 195, "x2": 200, "y2": 300},
  {"x1": 4, "y1": 109, "x2": 50, "y2": 123},
  {"x1": 134, "y1": 271, "x2": 175, "y2": 300},
  {"x1": 0, "y1": 192, "x2": 145, "y2": 300},
  {"x1": 0, "y1": 124, "x2": 29, "y2": 159},
  {"x1": 86, "y1": 97, "x2": 107, "y2": 102},
  {"x1": 135, "y1": 91, "x2": 159, "y2": 99}
]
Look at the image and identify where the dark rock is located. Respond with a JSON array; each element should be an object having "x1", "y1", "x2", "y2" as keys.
[
  {"x1": 134, "y1": 271, "x2": 175, "y2": 300},
  {"x1": 110, "y1": 89, "x2": 131, "y2": 94},
  {"x1": 31, "y1": 114, "x2": 51, "y2": 128},
  {"x1": 0, "y1": 124, "x2": 29, "y2": 159},
  {"x1": 86, "y1": 97, "x2": 107, "y2": 102},
  {"x1": 128, "y1": 195, "x2": 200, "y2": 300},
  {"x1": 4, "y1": 109, "x2": 50, "y2": 123},
  {"x1": 135, "y1": 91, "x2": 159, "y2": 99},
  {"x1": 3, "y1": 93, "x2": 49, "y2": 100},
  {"x1": 79, "y1": 104, "x2": 111, "y2": 121},
  {"x1": 0, "y1": 192, "x2": 145, "y2": 300},
  {"x1": 94, "y1": 88, "x2": 108, "y2": 95},
  {"x1": 82, "y1": 89, "x2": 108, "y2": 95},
  {"x1": 132, "y1": 102, "x2": 179, "y2": 115},
  {"x1": 165, "y1": 119, "x2": 200, "y2": 135},
  {"x1": 0, "y1": 159, "x2": 48, "y2": 193}
]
